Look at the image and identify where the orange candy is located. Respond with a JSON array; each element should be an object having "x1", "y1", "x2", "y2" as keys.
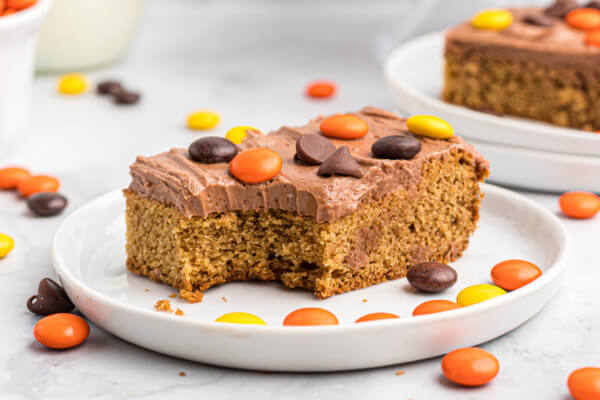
[
  {"x1": 566, "y1": 8, "x2": 600, "y2": 31},
  {"x1": 17, "y1": 175, "x2": 60, "y2": 197},
  {"x1": 33, "y1": 313, "x2": 90, "y2": 349},
  {"x1": 229, "y1": 148, "x2": 282, "y2": 184},
  {"x1": 6, "y1": 0, "x2": 36, "y2": 10},
  {"x1": 568, "y1": 367, "x2": 600, "y2": 400},
  {"x1": 283, "y1": 307, "x2": 339, "y2": 326},
  {"x1": 0, "y1": 167, "x2": 31, "y2": 189},
  {"x1": 355, "y1": 312, "x2": 399, "y2": 323},
  {"x1": 491, "y1": 259, "x2": 542, "y2": 291},
  {"x1": 320, "y1": 115, "x2": 369, "y2": 139},
  {"x1": 559, "y1": 191, "x2": 600, "y2": 219},
  {"x1": 442, "y1": 347, "x2": 500, "y2": 387},
  {"x1": 412, "y1": 299, "x2": 461, "y2": 316},
  {"x1": 306, "y1": 81, "x2": 337, "y2": 99}
]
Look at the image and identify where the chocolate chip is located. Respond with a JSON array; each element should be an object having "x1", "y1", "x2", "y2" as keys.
[
  {"x1": 371, "y1": 135, "x2": 421, "y2": 160},
  {"x1": 544, "y1": 0, "x2": 579, "y2": 18},
  {"x1": 523, "y1": 13, "x2": 555, "y2": 27},
  {"x1": 27, "y1": 278, "x2": 75, "y2": 316},
  {"x1": 586, "y1": 0, "x2": 600, "y2": 9},
  {"x1": 317, "y1": 146, "x2": 362, "y2": 178},
  {"x1": 97, "y1": 80, "x2": 123, "y2": 96},
  {"x1": 114, "y1": 91, "x2": 141, "y2": 105},
  {"x1": 27, "y1": 193, "x2": 68, "y2": 217},
  {"x1": 295, "y1": 134, "x2": 336, "y2": 165},
  {"x1": 407, "y1": 262, "x2": 457, "y2": 293},
  {"x1": 189, "y1": 137, "x2": 238, "y2": 163}
]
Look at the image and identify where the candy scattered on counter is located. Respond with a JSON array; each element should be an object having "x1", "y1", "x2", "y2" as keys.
[
  {"x1": 229, "y1": 148, "x2": 283, "y2": 184},
  {"x1": 27, "y1": 192, "x2": 68, "y2": 217},
  {"x1": 456, "y1": 284, "x2": 507, "y2": 307},
  {"x1": 0, "y1": 233, "x2": 14, "y2": 259},
  {"x1": 113, "y1": 90, "x2": 141, "y2": 105},
  {"x1": 559, "y1": 191, "x2": 600, "y2": 219},
  {"x1": 33, "y1": 313, "x2": 90, "y2": 349},
  {"x1": 406, "y1": 115, "x2": 454, "y2": 139},
  {"x1": 0, "y1": 0, "x2": 37, "y2": 16},
  {"x1": 295, "y1": 134, "x2": 336, "y2": 165},
  {"x1": 320, "y1": 114, "x2": 369, "y2": 139},
  {"x1": 442, "y1": 347, "x2": 499, "y2": 387},
  {"x1": 0, "y1": 167, "x2": 31, "y2": 189},
  {"x1": 215, "y1": 312, "x2": 266, "y2": 325},
  {"x1": 371, "y1": 135, "x2": 422, "y2": 160},
  {"x1": 97, "y1": 80, "x2": 123, "y2": 96},
  {"x1": 566, "y1": 8, "x2": 600, "y2": 30},
  {"x1": 187, "y1": 110, "x2": 220, "y2": 130},
  {"x1": 58, "y1": 74, "x2": 87, "y2": 95},
  {"x1": 306, "y1": 80, "x2": 337, "y2": 99},
  {"x1": 412, "y1": 300, "x2": 461, "y2": 316},
  {"x1": 283, "y1": 307, "x2": 339, "y2": 326},
  {"x1": 96, "y1": 80, "x2": 141, "y2": 105},
  {"x1": 317, "y1": 146, "x2": 362, "y2": 178},
  {"x1": 355, "y1": 312, "x2": 399, "y2": 323},
  {"x1": 568, "y1": 367, "x2": 600, "y2": 400},
  {"x1": 27, "y1": 278, "x2": 75, "y2": 315},
  {"x1": 17, "y1": 175, "x2": 60, "y2": 198},
  {"x1": 407, "y1": 262, "x2": 457, "y2": 293},
  {"x1": 188, "y1": 137, "x2": 238, "y2": 164},
  {"x1": 491, "y1": 259, "x2": 542, "y2": 291},
  {"x1": 471, "y1": 9, "x2": 514, "y2": 30},
  {"x1": 226, "y1": 126, "x2": 260, "y2": 144}
]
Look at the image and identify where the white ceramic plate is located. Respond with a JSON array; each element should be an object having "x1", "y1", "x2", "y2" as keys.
[
  {"x1": 470, "y1": 139, "x2": 600, "y2": 193},
  {"x1": 51, "y1": 184, "x2": 569, "y2": 372},
  {"x1": 383, "y1": 31, "x2": 600, "y2": 158}
]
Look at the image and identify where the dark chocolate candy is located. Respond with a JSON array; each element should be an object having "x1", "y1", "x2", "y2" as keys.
[
  {"x1": 317, "y1": 146, "x2": 362, "y2": 178},
  {"x1": 407, "y1": 262, "x2": 458, "y2": 293},
  {"x1": 27, "y1": 193, "x2": 68, "y2": 217},
  {"x1": 27, "y1": 278, "x2": 75, "y2": 316},
  {"x1": 371, "y1": 135, "x2": 421, "y2": 160},
  {"x1": 295, "y1": 134, "x2": 336, "y2": 165},
  {"x1": 189, "y1": 137, "x2": 238, "y2": 163},
  {"x1": 544, "y1": 0, "x2": 579, "y2": 18}
]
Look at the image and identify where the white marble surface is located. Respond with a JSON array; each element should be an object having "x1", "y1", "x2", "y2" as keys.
[{"x1": 0, "y1": 0, "x2": 598, "y2": 398}]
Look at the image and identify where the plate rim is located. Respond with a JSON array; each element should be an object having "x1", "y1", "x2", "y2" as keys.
[{"x1": 51, "y1": 183, "x2": 570, "y2": 336}]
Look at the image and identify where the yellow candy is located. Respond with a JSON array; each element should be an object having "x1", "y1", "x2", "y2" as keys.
[
  {"x1": 406, "y1": 115, "x2": 454, "y2": 139},
  {"x1": 456, "y1": 284, "x2": 507, "y2": 306},
  {"x1": 58, "y1": 74, "x2": 87, "y2": 95},
  {"x1": 215, "y1": 312, "x2": 266, "y2": 325},
  {"x1": 0, "y1": 233, "x2": 14, "y2": 259},
  {"x1": 472, "y1": 9, "x2": 514, "y2": 30},
  {"x1": 187, "y1": 111, "x2": 220, "y2": 130},
  {"x1": 225, "y1": 126, "x2": 260, "y2": 145}
]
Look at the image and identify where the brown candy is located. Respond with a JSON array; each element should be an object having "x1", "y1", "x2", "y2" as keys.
[
  {"x1": 295, "y1": 134, "x2": 336, "y2": 165},
  {"x1": 407, "y1": 262, "x2": 457, "y2": 293},
  {"x1": 27, "y1": 278, "x2": 75, "y2": 316},
  {"x1": 523, "y1": 13, "x2": 555, "y2": 27},
  {"x1": 317, "y1": 146, "x2": 362, "y2": 178},
  {"x1": 27, "y1": 192, "x2": 68, "y2": 217},
  {"x1": 97, "y1": 80, "x2": 123, "y2": 95},
  {"x1": 114, "y1": 91, "x2": 141, "y2": 105},
  {"x1": 544, "y1": 0, "x2": 579, "y2": 18},
  {"x1": 371, "y1": 135, "x2": 421, "y2": 160},
  {"x1": 189, "y1": 137, "x2": 238, "y2": 163}
]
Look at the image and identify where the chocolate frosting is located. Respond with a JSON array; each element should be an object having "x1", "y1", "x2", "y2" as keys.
[
  {"x1": 446, "y1": 7, "x2": 600, "y2": 70},
  {"x1": 128, "y1": 107, "x2": 489, "y2": 223}
]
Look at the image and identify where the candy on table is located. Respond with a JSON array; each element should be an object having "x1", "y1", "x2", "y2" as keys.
[
  {"x1": 491, "y1": 259, "x2": 542, "y2": 291},
  {"x1": 27, "y1": 193, "x2": 68, "y2": 217},
  {"x1": 295, "y1": 134, "x2": 336, "y2": 165},
  {"x1": 283, "y1": 307, "x2": 339, "y2": 326},
  {"x1": 187, "y1": 110, "x2": 220, "y2": 130},
  {"x1": 225, "y1": 126, "x2": 261, "y2": 145},
  {"x1": 229, "y1": 148, "x2": 283, "y2": 184},
  {"x1": 215, "y1": 312, "x2": 266, "y2": 325},
  {"x1": 442, "y1": 347, "x2": 500, "y2": 387},
  {"x1": 305, "y1": 80, "x2": 337, "y2": 99},
  {"x1": 406, "y1": 262, "x2": 457, "y2": 293},
  {"x1": 188, "y1": 137, "x2": 238, "y2": 164},
  {"x1": 27, "y1": 278, "x2": 75, "y2": 315},
  {"x1": 0, "y1": 233, "x2": 14, "y2": 259},
  {"x1": 33, "y1": 313, "x2": 90, "y2": 349},
  {"x1": 412, "y1": 299, "x2": 461, "y2": 316},
  {"x1": 57, "y1": 74, "x2": 87, "y2": 95},
  {"x1": 406, "y1": 115, "x2": 454, "y2": 140},
  {"x1": 317, "y1": 146, "x2": 362, "y2": 178},
  {"x1": 559, "y1": 191, "x2": 600, "y2": 219},
  {"x1": 355, "y1": 312, "x2": 399, "y2": 323},
  {"x1": 0, "y1": 167, "x2": 31, "y2": 189},
  {"x1": 113, "y1": 91, "x2": 140, "y2": 105},
  {"x1": 371, "y1": 135, "x2": 422, "y2": 160},
  {"x1": 456, "y1": 284, "x2": 506, "y2": 307},
  {"x1": 320, "y1": 114, "x2": 369, "y2": 139},
  {"x1": 471, "y1": 9, "x2": 514, "y2": 30},
  {"x1": 97, "y1": 80, "x2": 123, "y2": 96},
  {"x1": 17, "y1": 175, "x2": 60, "y2": 197},
  {"x1": 568, "y1": 367, "x2": 600, "y2": 400},
  {"x1": 566, "y1": 8, "x2": 600, "y2": 30}
]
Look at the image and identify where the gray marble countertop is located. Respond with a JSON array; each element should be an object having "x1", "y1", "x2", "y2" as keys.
[{"x1": 1, "y1": 1, "x2": 598, "y2": 399}]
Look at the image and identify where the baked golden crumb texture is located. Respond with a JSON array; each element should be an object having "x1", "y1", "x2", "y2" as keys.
[{"x1": 125, "y1": 148, "x2": 485, "y2": 301}]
